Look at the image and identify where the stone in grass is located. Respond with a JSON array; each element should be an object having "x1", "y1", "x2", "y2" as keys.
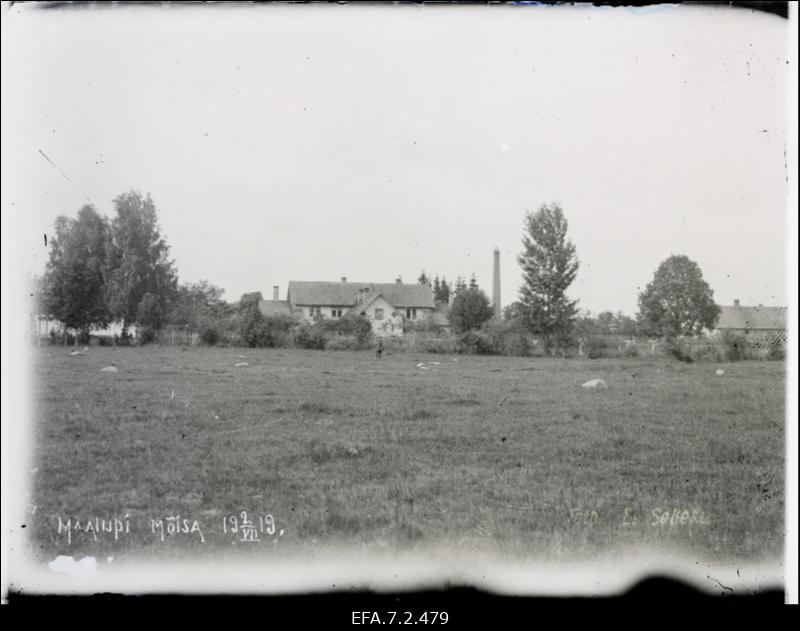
[
  {"x1": 715, "y1": 369, "x2": 725, "y2": 376},
  {"x1": 235, "y1": 362, "x2": 249, "y2": 367},
  {"x1": 100, "y1": 366, "x2": 118, "y2": 373},
  {"x1": 582, "y1": 378, "x2": 607, "y2": 389}
]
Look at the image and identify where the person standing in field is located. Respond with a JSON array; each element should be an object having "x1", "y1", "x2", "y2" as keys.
[{"x1": 376, "y1": 338, "x2": 383, "y2": 360}]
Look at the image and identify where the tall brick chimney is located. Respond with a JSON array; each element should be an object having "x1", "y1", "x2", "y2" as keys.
[
  {"x1": 492, "y1": 247, "x2": 501, "y2": 319},
  {"x1": 273, "y1": 286, "x2": 279, "y2": 301}
]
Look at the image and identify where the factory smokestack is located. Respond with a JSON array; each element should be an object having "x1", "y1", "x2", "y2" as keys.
[{"x1": 492, "y1": 247, "x2": 501, "y2": 319}]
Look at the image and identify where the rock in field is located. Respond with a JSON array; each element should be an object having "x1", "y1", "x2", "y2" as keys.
[
  {"x1": 100, "y1": 366, "x2": 118, "y2": 373},
  {"x1": 582, "y1": 378, "x2": 607, "y2": 389},
  {"x1": 715, "y1": 369, "x2": 725, "y2": 376}
]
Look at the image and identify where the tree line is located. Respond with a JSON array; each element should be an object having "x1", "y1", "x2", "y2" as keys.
[
  {"x1": 37, "y1": 191, "x2": 722, "y2": 350},
  {"x1": 425, "y1": 202, "x2": 721, "y2": 353},
  {"x1": 36, "y1": 191, "x2": 234, "y2": 345}
]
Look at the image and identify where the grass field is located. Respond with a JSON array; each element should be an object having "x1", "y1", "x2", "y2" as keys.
[{"x1": 28, "y1": 346, "x2": 785, "y2": 565}]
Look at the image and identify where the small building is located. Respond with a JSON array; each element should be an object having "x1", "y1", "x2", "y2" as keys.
[
  {"x1": 714, "y1": 299, "x2": 787, "y2": 348},
  {"x1": 260, "y1": 278, "x2": 437, "y2": 337}
]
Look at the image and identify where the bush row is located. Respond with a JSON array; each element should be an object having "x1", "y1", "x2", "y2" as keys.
[{"x1": 44, "y1": 315, "x2": 785, "y2": 363}]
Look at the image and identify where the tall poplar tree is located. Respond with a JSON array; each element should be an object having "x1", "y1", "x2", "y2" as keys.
[{"x1": 516, "y1": 203, "x2": 580, "y2": 350}]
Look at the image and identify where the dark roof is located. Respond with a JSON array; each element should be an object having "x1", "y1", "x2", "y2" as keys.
[
  {"x1": 287, "y1": 281, "x2": 435, "y2": 309},
  {"x1": 716, "y1": 305, "x2": 787, "y2": 331},
  {"x1": 258, "y1": 300, "x2": 293, "y2": 318}
]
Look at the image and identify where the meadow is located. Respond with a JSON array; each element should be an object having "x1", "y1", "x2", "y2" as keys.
[{"x1": 28, "y1": 346, "x2": 786, "y2": 565}]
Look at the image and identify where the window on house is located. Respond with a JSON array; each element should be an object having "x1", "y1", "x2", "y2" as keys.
[
  {"x1": 406, "y1": 307, "x2": 417, "y2": 319},
  {"x1": 374, "y1": 308, "x2": 384, "y2": 320},
  {"x1": 332, "y1": 308, "x2": 342, "y2": 318},
  {"x1": 309, "y1": 307, "x2": 322, "y2": 318}
]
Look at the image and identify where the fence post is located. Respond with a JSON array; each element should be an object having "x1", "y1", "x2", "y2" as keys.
[{"x1": 578, "y1": 339, "x2": 584, "y2": 357}]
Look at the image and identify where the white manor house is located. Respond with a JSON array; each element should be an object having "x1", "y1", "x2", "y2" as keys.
[{"x1": 259, "y1": 277, "x2": 440, "y2": 337}]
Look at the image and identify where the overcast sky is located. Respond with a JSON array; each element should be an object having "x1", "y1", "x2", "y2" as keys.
[{"x1": 1, "y1": 3, "x2": 791, "y2": 315}]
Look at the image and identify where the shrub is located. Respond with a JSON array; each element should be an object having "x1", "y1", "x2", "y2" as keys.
[
  {"x1": 615, "y1": 342, "x2": 640, "y2": 358},
  {"x1": 261, "y1": 315, "x2": 296, "y2": 347},
  {"x1": 324, "y1": 335, "x2": 360, "y2": 351},
  {"x1": 455, "y1": 330, "x2": 496, "y2": 355},
  {"x1": 137, "y1": 326, "x2": 157, "y2": 345},
  {"x1": 690, "y1": 343, "x2": 726, "y2": 363},
  {"x1": 482, "y1": 319, "x2": 532, "y2": 356},
  {"x1": 584, "y1": 336, "x2": 611, "y2": 359},
  {"x1": 293, "y1": 315, "x2": 373, "y2": 350},
  {"x1": 767, "y1": 344, "x2": 785, "y2": 361},
  {"x1": 720, "y1": 331, "x2": 750, "y2": 361},
  {"x1": 239, "y1": 307, "x2": 266, "y2": 347},
  {"x1": 664, "y1": 337, "x2": 694, "y2": 363},
  {"x1": 403, "y1": 317, "x2": 445, "y2": 336},
  {"x1": 329, "y1": 314, "x2": 373, "y2": 347},
  {"x1": 417, "y1": 337, "x2": 455, "y2": 354},
  {"x1": 200, "y1": 325, "x2": 220, "y2": 346},
  {"x1": 294, "y1": 322, "x2": 326, "y2": 349}
]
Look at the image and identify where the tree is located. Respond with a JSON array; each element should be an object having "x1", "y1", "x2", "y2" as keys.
[
  {"x1": 616, "y1": 312, "x2": 638, "y2": 337},
  {"x1": 454, "y1": 276, "x2": 468, "y2": 294},
  {"x1": 437, "y1": 276, "x2": 451, "y2": 305},
  {"x1": 136, "y1": 292, "x2": 164, "y2": 343},
  {"x1": 417, "y1": 271, "x2": 431, "y2": 288},
  {"x1": 169, "y1": 280, "x2": 227, "y2": 331},
  {"x1": 517, "y1": 203, "x2": 580, "y2": 350},
  {"x1": 596, "y1": 311, "x2": 618, "y2": 335},
  {"x1": 637, "y1": 255, "x2": 720, "y2": 338},
  {"x1": 104, "y1": 191, "x2": 178, "y2": 336},
  {"x1": 239, "y1": 291, "x2": 263, "y2": 310},
  {"x1": 468, "y1": 273, "x2": 478, "y2": 290},
  {"x1": 573, "y1": 310, "x2": 601, "y2": 338},
  {"x1": 41, "y1": 205, "x2": 112, "y2": 343},
  {"x1": 432, "y1": 276, "x2": 441, "y2": 302},
  {"x1": 448, "y1": 288, "x2": 494, "y2": 333}
]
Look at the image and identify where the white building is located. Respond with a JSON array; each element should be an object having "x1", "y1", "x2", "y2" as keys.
[{"x1": 259, "y1": 277, "x2": 437, "y2": 337}]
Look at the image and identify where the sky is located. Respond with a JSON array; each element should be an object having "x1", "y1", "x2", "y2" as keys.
[{"x1": 0, "y1": 2, "x2": 792, "y2": 316}]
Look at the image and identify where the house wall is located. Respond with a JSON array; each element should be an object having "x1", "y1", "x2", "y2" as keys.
[
  {"x1": 292, "y1": 301, "x2": 436, "y2": 337},
  {"x1": 364, "y1": 295, "x2": 403, "y2": 337},
  {"x1": 295, "y1": 305, "x2": 350, "y2": 320}
]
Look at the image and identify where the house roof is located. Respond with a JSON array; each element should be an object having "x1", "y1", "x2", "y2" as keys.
[
  {"x1": 716, "y1": 305, "x2": 787, "y2": 331},
  {"x1": 258, "y1": 300, "x2": 293, "y2": 318},
  {"x1": 287, "y1": 281, "x2": 435, "y2": 309}
]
